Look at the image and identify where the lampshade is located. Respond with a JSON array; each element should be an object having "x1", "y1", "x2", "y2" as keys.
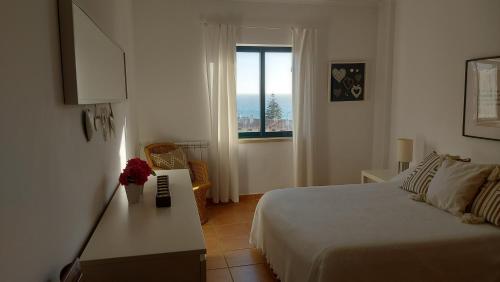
[{"x1": 397, "y1": 138, "x2": 413, "y2": 162}]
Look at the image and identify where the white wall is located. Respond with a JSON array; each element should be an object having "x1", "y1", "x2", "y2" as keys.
[
  {"x1": 324, "y1": 4, "x2": 379, "y2": 184},
  {"x1": 390, "y1": 0, "x2": 500, "y2": 167},
  {"x1": 0, "y1": 1, "x2": 137, "y2": 281},
  {"x1": 132, "y1": 0, "x2": 380, "y2": 193},
  {"x1": 238, "y1": 141, "x2": 294, "y2": 194}
]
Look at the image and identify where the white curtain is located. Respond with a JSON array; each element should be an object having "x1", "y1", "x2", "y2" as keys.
[
  {"x1": 202, "y1": 23, "x2": 240, "y2": 203},
  {"x1": 291, "y1": 27, "x2": 317, "y2": 187}
]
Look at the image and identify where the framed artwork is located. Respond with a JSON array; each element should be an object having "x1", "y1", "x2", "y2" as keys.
[
  {"x1": 463, "y1": 56, "x2": 500, "y2": 141},
  {"x1": 328, "y1": 61, "x2": 366, "y2": 102}
]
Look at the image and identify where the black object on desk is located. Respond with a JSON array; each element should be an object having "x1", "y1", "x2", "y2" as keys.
[{"x1": 156, "y1": 175, "x2": 171, "y2": 207}]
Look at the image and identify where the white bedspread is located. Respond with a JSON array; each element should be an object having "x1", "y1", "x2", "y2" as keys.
[{"x1": 250, "y1": 181, "x2": 500, "y2": 282}]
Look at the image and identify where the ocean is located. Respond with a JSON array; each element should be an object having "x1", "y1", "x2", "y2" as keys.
[{"x1": 237, "y1": 94, "x2": 293, "y2": 120}]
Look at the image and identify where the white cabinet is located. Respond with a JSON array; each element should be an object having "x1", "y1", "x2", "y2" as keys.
[{"x1": 80, "y1": 169, "x2": 206, "y2": 281}]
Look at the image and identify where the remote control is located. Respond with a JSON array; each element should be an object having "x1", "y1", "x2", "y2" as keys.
[{"x1": 156, "y1": 175, "x2": 171, "y2": 207}]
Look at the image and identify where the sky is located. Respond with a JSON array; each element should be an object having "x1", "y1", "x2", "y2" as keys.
[{"x1": 236, "y1": 52, "x2": 292, "y2": 95}]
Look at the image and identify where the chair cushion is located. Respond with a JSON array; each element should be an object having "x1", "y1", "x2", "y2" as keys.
[{"x1": 151, "y1": 148, "x2": 188, "y2": 170}]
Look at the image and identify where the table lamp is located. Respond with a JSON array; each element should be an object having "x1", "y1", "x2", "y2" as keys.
[{"x1": 397, "y1": 138, "x2": 413, "y2": 173}]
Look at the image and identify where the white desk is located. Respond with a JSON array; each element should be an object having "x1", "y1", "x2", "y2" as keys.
[{"x1": 80, "y1": 170, "x2": 206, "y2": 282}]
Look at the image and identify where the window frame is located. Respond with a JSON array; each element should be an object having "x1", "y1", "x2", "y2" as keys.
[{"x1": 236, "y1": 46, "x2": 293, "y2": 139}]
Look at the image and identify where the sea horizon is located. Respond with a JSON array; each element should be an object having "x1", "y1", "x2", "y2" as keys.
[{"x1": 237, "y1": 94, "x2": 292, "y2": 120}]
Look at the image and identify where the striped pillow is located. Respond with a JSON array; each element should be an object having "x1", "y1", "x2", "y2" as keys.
[
  {"x1": 471, "y1": 167, "x2": 500, "y2": 226},
  {"x1": 400, "y1": 151, "x2": 441, "y2": 194}
]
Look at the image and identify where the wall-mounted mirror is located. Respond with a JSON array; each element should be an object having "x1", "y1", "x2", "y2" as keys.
[
  {"x1": 463, "y1": 56, "x2": 500, "y2": 141},
  {"x1": 58, "y1": 0, "x2": 127, "y2": 105}
]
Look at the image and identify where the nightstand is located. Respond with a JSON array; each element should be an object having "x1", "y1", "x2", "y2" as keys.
[{"x1": 361, "y1": 169, "x2": 397, "y2": 184}]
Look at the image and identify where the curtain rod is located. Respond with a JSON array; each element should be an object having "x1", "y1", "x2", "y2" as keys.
[
  {"x1": 240, "y1": 25, "x2": 282, "y2": 30},
  {"x1": 201, "y1": 20, "x2": 283, "y2": 30}
]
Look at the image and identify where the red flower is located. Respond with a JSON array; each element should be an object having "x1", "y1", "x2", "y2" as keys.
[{"x1": 119, "y1": 158, "x2": 156, "y2": 186}]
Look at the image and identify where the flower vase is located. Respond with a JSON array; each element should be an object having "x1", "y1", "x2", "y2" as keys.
[{"x1": 125, "y1": 183, "x2": 143, "y2": 204}]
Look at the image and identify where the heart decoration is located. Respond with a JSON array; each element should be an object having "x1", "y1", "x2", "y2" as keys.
[
  {"x1": 354, "y1": 73, "x2": 362, "y2": 82},
  {"x1": 342, "y1": 77, "x2": 354, "y2": 90},
  {"x1": 351, "y1": 85, "x2": 362, "y2": 98},
  {"x1": 333, "y1": 88, "x2": 342, "y2": 97},
  {"x1": 332, "y1": 68, "x2": 346, "y2": 83}
]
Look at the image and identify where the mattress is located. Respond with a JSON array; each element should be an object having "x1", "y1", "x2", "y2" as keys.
[{"x1": 250, "y1": 180, "x2": 500, "y2": 282}]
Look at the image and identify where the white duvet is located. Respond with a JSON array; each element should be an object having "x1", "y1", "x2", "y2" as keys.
[{"x1": 250, "y1": 180, "x2": 500, "y2": 282}]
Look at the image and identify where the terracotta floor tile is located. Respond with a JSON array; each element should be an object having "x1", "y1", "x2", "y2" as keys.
[
  {"x1": 207, "y1": 268, "x2": 233, "y2": 282},
  {"x1": 205, "y1": 207, "x2": 217, "y2": 224},
  {"x1": 203, "y1": 224, "x2": 218, "y2": 236},
  {"x1": 242, "y1": 194, "x2": 263, "y2": 200},
  {"x1": 212, "y1": 211, "x2": 241, "y2": 225},
  {"x1": 213, "y1": 211, "x2": 255, "y2": 226},
  {"x1": 205, "y1": 196, "x2": 276, "y2": 280},
  {"x1": 239, "y1": 195, "x2": 254, "y2": 202},
  {"x1": 205, "y1": 235, "x2": 222, "y2": 254},
  {"x1": 207, "y1": 253, "x2": 228, "y2": 270},
  {"x1": 224, "y1": 248, "x2": 265, "y2": 267},
  {"x1": 236, "y1": 210, "x2": 255, "y2": 223},
  {"x1": 237, "y1": 201, "x2": 258, "y2": 213},
  {"x1": 230, "y1": 264, "x2": 276, "y2": 282},
  {"x1": 210, "y1": 203, "x2": 233, "y2": 211},
  {"x1": 215, "y1": 223, "x2": 252, "y2": 238},
  {"x1": 209, "y1": 202, "x2": 237, "y2": 211},
  {"x1": 220, "y1": 235, "x2": 251, "y2": 251}
]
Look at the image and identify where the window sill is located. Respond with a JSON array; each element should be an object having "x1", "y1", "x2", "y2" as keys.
[{"x1": 239, "y1": 137, "x2": 292, "y2": 144}]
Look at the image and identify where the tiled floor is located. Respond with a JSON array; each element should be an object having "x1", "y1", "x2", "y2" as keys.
[{"x1": 204, "y1": 194, "x2": 279, "y2": 282}]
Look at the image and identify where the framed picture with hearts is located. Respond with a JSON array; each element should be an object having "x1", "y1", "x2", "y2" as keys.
[{"x1": 328, "y1": 61, "x2": 366, "y2": 102}]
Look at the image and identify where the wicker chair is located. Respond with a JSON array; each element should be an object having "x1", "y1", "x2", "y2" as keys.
[{"x1": 144, "y1": 143, "x2": 211, "y2": 224}]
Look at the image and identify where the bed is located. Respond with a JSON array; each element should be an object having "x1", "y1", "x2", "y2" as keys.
[{"x1": 250, "y1": 179, "x2": 500, "y2": 282}]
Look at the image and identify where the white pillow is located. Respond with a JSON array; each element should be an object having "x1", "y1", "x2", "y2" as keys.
[{"x1": 426, "y1": 159, "x2": 493, "y2": 216}]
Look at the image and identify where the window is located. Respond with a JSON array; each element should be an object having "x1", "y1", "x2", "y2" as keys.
[{"x1": 236, "y1": 46, "x2": 292, "y2": 138}]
